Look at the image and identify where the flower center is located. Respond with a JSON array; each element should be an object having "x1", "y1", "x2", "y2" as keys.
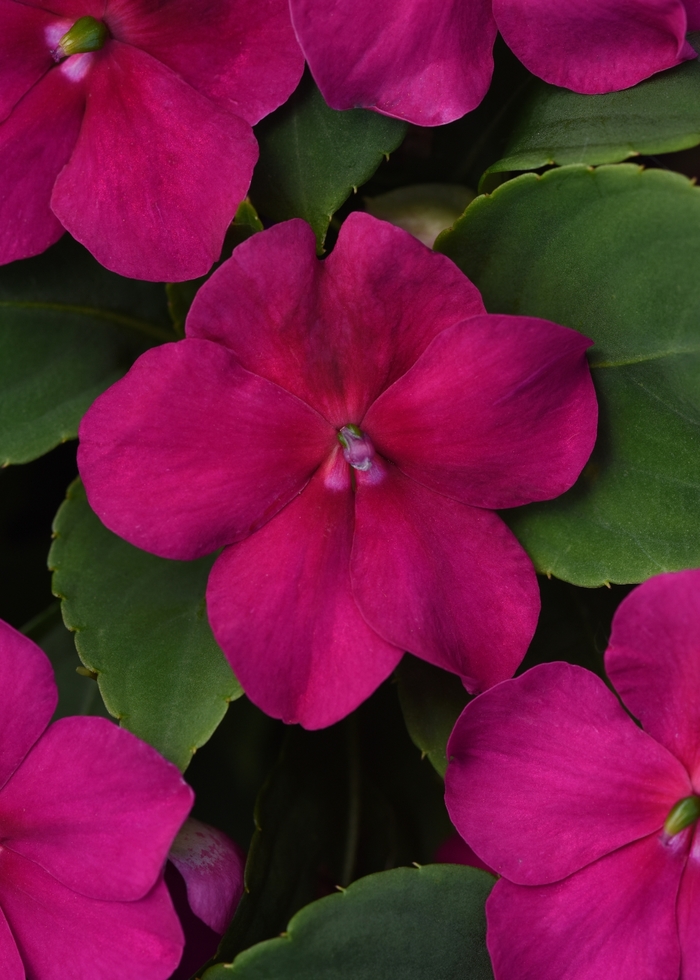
[
  {"x1": 664, "y1": 795, "x2": 700, "y2": 836},
  {"x1": 338, "y1": 425, "x2": 375, "y2": 472},
  {"x1": 56, "y1": 16, "x2": 109, "y2": 59}
]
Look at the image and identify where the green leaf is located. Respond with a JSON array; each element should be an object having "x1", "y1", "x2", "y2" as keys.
[
  {"x1": 396, "y1": 655, "x2": 470, "y2": 777},
  {"x1": 437, "y1": 164, "x2": 700, "y2": 586},
  {"x1": 250, "y1": 71, "x2": 407, "y2": 250},
  {"x1": 484, "y1": 37, "x2": 700, "y2": 179},
  {"x1": 22, "y1": 602, "x2": 111, "y2": 721},
  {"x1": 49, "y1": 479, "x2": 241, "y2": 769},
  {"x1": 203, "y1": 865, "x2": 494, "y2": 980},
  {"x1": 0, "y1": 235, "x2": 173, "y2": 465}
]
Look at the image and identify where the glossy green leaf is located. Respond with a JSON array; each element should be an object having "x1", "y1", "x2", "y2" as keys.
[
  {"x1": 250, "y1": 71, "x2": 407, "y2": 249},
  {"x1": 396, "y1": 655, "x2": 470, "y2": 777},
  {"x1": 203, "y1": 865, "x2": 494, "y2": 980},
  {"x1": 484, "y1": 38, "x2": 700, "y2": 179},
  {"x1": 437, "y1": 164, "x2": 700, "y2": 586},
  {"x1": 0, "y1": 235, "x2": 173, "y2": 465},
  {"x1": 49, "y1": 479, "x2": 240, "y2": 769}
]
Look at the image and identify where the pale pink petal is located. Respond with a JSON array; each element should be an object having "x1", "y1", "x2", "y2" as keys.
[
  {"x1": 493, "y1": 0, "x2": 694, "y2": 94},
  {"x1": 445, "y1": 663, "x2": 691, "y2": 885},
  {"x1": 678, "y1": 826, "x2": 700, "y2": 976},
  {"x1": 206, "y1": 452, "x2": 402, "y2": 729},
  {"x1": 78, "y1": 340, "x2": 334, "y2": 561},
  {"x1": 104, "y1": 0, "x2": 303, "y2": 125},
  {"x1": 0, "y1": 66, "x2": 84, "y2": 266},
  {"x1": 0, "y1": 620, "x2": 56, "y2": 793},
  {"x1": 0, "y1": 849, "x2": 183, "y2": 980},
  {"x1": 290, "y1": 0, "x2": 497, "y2": 125},
  {"x1": 187, "y1": 214, "x2": 485, "y2": 426},
  {"x1": 168, "y1": 818, "x2": 245, "y2": 934},
  {"x1": 0, "y1": 716, "x2": 192, "y2": 902},
  {"x1": 434, "y1": 833, "x2": 495, "y2": 875},
  {"x1": 51, "y1": 41, "x2": 257, "y2": 281},
  {"x1": 351, "y1": 461, "x2": 539, "y2": 693},
  {"x1": 685, "y1": 0, "x2": 700, "y2": 29},
  {"x1": 606, "y1": 570, "x2": 700, "y2": 786},
  {"x1": 364, "y1": 315, "x2": 596, "y2": 509},
  {"x1": 0, "y1": 905, "x2": 23, "y2": 980},
  {"x1": 0, "y1": 1, "x2": 57, "y2": 122},
  {"x1": 486, "y1": 833, "x2": 686, "y2": 980}
]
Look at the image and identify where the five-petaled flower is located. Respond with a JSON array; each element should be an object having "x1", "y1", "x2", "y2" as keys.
[
  {"x1": 0, "y1": 617, "x2": 193, "y2": 980},
  {"x1": 77, "y1": 213, "x2": 597, "y2": 729},
  {"x1": 446, "y1": 568, "x2": 700, "y2": 980},
  {"x1": 0, "y1": 0, "x2": 303, "y2": 280},
  {"x1": 290, "y1": 0, "x2": 700, "y2": 126}
]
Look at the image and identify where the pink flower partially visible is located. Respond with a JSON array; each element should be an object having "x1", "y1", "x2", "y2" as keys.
[
  {"x1": 0, "y1": 0, "x2": 303, "y2": 280},
  {"x1": 77, "y1": 213, "x2": 597, "y2": 729},
  {"x1": 0, "y1": 617, "x2": 193, "y2": 980},
  {"x1": 445, "y1": 569, "x2": 700, "y2": 980},
  {"x1": 290, "y1": 0, "x2": 698, "y2": 126}
]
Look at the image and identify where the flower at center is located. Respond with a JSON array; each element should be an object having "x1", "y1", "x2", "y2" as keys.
[
  {"x1": 338, "y1": 424, "x2": 375, "y2": 471},
  {"x1": 55, "y1": 16, "x2": 109, "y2": 60},
  {"x1": 664, "y1": 794, "x2": 700, "y2": 836}
]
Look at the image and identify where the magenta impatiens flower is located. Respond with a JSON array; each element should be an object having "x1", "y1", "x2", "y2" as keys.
[
  {"x1": 77, "y1": 213, "x2": 597, "y2": 729},
  {"x1": 445, "y1": 569, "x2": 700, "y2": 980},
  {"x1": 0, "y1": 617, "x2": 193, "y2": 979},
  {"x1": 0, "y1": 0, "x2": 303, "y2": 280},
  {"x1": 290, "y1": 0, "x2": 699, "y2": 125}
]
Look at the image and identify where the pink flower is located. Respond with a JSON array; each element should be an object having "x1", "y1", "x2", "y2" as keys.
[
  {"x1": 0, "y1": 0, "x2": 303, "y2": 280},
  {"x1": 77, "y1": 213, "x2": 597, "y2": 729},
  {"x1": 445, "y1": 569, "x2": 700, "y2": 980},
  {"x1": 289, "y1": 0, "x2": 700, "y2": 126},
  {"x1": 0, "y1": 617, "x2": 193, "y2": 980}
]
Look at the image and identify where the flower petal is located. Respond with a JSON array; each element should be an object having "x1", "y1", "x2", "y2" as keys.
[
  {"x1": 0, "y1": 66, "x2": 84, "y2": 266},
  {"x1": 78, "y1": 339, "x2": 334, "y2": 561},
  {"x1": 0, "y1": 716, "x2": 192, "y2": 902},
  {"x1": 445, "y1": 663, "x2": 691, "y2": 885},
  {"x1": 290, "y1": 0, "x2": 496, "y2": 125},
  {"x1": 0, "y1": 620, "x2": 56, "y2": 794},
  {"x1": 168, "y1": 818, "x2": 245, "y2": 935},
  {"x1": 493, "y1": 0, "x2": 694, "y2": 94},
  {"x1": 486, "y1": 833, "x2": 685, "y2": 980},
  {"x1": 678, "y1": 826, "x2": 700, "y2": 976},
  {"x1": 0, "y1": 1, "x2": 57, "y2": 122},
  {"x1": 51, "y1": 41, "x2": 257, "y2": 281},
  {"x1": 606, "y1": 569, "x2": 700, "y2": 786},
  {"x1": 0, "y1": 904, "x2": 23, "y2": 980},
  {"x1": 351, "y1": 462, "x2": 539, "y2": 693},
  {"x1": 434, "y1": 833, "x2": 496, "y2": 875},
  {"x1": 0, "y1": 849, "x2": 183, "y2": 980},
  {"x1": 187, "y1": 213, "x2": 485, "y2": 426},
  {"x1": 686, "y1": 0, "x2": 700, "y2": 29},
  {"x1": 105, "y1": 0, "x2": 303, "y2": 125},
  {"x1": 206, "y1": 452, "x2": 402, "y2": 729},
  {"x1": 364, "y1": 315, "x2": 596, "y2": 509}
]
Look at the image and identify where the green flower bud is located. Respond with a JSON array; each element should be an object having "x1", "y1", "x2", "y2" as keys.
[
  {"x1": 57, "y1": 16, "x2": 109, "y2": 59},
  {"x1": 664, "y1": 795, "x2": 700, "y2": 836}
]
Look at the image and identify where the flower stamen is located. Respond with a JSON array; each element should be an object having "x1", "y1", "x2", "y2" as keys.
[{"x1": 338, "y1": 424, "x2": 375, "y2": 471}]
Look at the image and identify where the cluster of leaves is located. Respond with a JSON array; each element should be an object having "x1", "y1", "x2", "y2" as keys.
[{"x1": 4, "y1": 38, "x2": 700, "y2": 980}]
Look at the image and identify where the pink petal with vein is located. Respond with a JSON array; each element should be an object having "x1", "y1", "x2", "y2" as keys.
[
  {"x1": 187, "y1": 214, "x2": 485, "y2": 425},
  {"x1": 494, "y1": 0, "x2": 694, "y2": 94},
  {"x1": 445, "y1": 662, "x2": 691, "y2": 885},
  {"x1": 0, "y1": 850, "x2": 183, "y2": 980},
  {"x1": 169, "y1": 817, "x2": 245, "y2": 934},
  {"x1": 290, "y1": 0, "x2": 496, "y2": 125},
  {"x1": 365, "y1": 315, "x2": 596, "y2": 509},
  {"x1": 78, "y1": 339, "x2": 334, "y2": 560},
  {"x1": 352, "y1": 461, "x2": 539, "y2": 692},
  {"x1": 486, "y1": 833, "x2": 686, "y2": 980},
  {"x1": 0, "y1": 900, "x2": 23, "y2": 979},
  {"x1": 0, "y1": 620, "x2": 56, "y2": 793},
  {"x1": 0, "y1": 1, "x2": 57, "y2": 122},
  {"x1": 51, "y1": 41, "x2": 257, "y2": 281},
  {"x1": 207, "y1": 453, "x2": 402, "y2": 728},
  {"x1": 685, "y1": 0, "x2": 700, "y2": 28},
  {"x1": 678, "y1": 827, "x2": 700, "y2": 976},
  {"x1": 0, "y1": 716, "x2": 192, "y2": 902}
]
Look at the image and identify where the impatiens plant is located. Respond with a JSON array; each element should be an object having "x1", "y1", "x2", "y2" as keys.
[
  {"x1": 445, "y1": 569, "x2": 700, "y2": 980},
  {"x1": 76, "y1": 213, "x2": 596, "y2": 728},
  {"x1": 290, "y1": 0, "x2": 700, "y2": 124},
  {"x1": 0, "y1": 617, "x2": 192, "y2": 979},
  {"x1": 0, "y1": 0, "x2": 303, "y2": 279}
]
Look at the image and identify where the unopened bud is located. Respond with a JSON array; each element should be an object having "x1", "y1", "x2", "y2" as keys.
[
  {"x1": 664, "y1": 795, "x2": 700, "y2": 836},
  {"x1": 57, "y1": 16, "x2": 108, "y2": 59}
]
